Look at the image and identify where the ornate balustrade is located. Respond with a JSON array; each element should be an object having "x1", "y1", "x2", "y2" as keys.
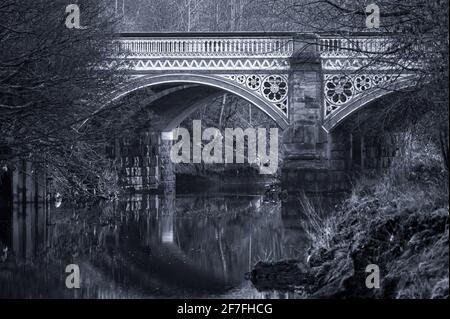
[
  {"x1": 318, "y1": 35, "x2": 393, "y2": 58},
  {"x1": 114, "y1": 35, "x2": 295, "y2": 58},
  {"x1": 113, "y1": 33, "x2": 395, "y2": 60}
]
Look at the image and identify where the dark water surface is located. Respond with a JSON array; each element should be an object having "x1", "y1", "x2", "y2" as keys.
[{"x1": 0, "y1": 192, "x2": 309, "y2": 298}]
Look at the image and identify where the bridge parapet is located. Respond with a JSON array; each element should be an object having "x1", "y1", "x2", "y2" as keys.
[
  {"x1": 114, "y1": 35, "x2": 294, "y2": 59},
  {"x1": 114, "y1": 33, "x2": 395, "y2": 58},
  {"x1": 319, "y1": 35, "x2": 392, "y2": 58}
]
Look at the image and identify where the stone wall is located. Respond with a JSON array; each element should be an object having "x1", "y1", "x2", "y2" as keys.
[
  {"x1": 360, "y1": 134, "x2": 399, "y2": 171},
  {"x1": 117, "y1": 131, "x2": 176, "y2": 193},
  {"x1": 158, "y1": 138, "x2": 176, "y2": 192},
  {"x1": 118, "y1": 132, "x2": 160, "y2": 191}
]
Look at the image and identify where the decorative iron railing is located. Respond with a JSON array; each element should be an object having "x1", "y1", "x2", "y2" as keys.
[
  {"x1": 318, "y1": 35, "x2": 394, "y2": 57},
  {"x1": 113, "y1": 33, "x2": 394, "y2": 60},
  {"x1": 113, "y1": 36, "x2": 295, "y2": 58}
]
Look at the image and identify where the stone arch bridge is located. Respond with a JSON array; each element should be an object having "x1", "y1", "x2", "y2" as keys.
[{"x1": 106, "y1": 32, "x2": 416, "y2": 192}]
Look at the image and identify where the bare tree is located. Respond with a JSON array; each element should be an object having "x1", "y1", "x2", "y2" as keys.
[{"x1": 0, "y1": 0, "x2": 129, "y2": 198}]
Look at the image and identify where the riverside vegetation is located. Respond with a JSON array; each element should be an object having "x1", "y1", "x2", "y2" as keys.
[{"x1": 250, "y1": 137, "x2": 449, "y2": 299}]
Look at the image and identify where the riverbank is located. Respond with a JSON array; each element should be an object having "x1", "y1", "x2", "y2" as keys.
[{"x1": 250, "y1": 161, "x2": 449, "y2": 298}]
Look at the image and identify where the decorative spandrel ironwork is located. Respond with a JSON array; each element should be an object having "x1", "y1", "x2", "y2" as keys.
[
  {"x1": 220, "y1": 74, "x2": 289, "y2": 116},
  {"x1": 323, "y1": 73, "x2": 413, "y2": 117},
  {"x1": 319, "y1": 36, "x2": 416, "y2": 118},
  {"x1": 122, "y1": 58, "x2": 290, "y2": 71}
]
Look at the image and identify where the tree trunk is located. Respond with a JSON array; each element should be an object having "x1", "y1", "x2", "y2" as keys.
[
  {"x1": 439, "y1": 129, "x2": 449, "y2": 170},
  {"x1": 230, "y1": 0, "x2": 236, "y2": 31},
  {"x1": 219, "y1": 93, "x2": 227, "y2": 129}
]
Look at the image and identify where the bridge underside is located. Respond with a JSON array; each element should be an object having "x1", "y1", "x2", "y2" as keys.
[
  {"x1": 111, "y1": 77, "x2": 285, "y2": 192},
  {"x1": 109, "y1": 73, "x2": 290, "y2": 130},
  {"x1": 112, "y1": 81, "x2": 403, "y2": 194},
  {"x1": 132, "y1": 83, "x2": 223, "y2": 131}
]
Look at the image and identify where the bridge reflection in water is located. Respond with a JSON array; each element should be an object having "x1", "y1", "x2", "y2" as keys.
[{"x1": 0, "y1": 193, "x2": 309, "y2": 298}]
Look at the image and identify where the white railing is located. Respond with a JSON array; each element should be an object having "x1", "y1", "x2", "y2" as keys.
[
  {"x1": 114, "y1": 37, "x2": 295, "y2": 58},
  {"x1": 318, "y1": 36, "x2": 393, "y2": 57},
  {"x1": 112, "y1": 34, "x2": 396, "y2": 60}
]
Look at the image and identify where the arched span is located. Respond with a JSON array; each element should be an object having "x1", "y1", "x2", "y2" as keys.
[
  {"x1": 108, "y1": 73, "x2": 289, "y2": 129},
  {"x1": 322, "y1": 75, "x2": 418, "y2": 133}
]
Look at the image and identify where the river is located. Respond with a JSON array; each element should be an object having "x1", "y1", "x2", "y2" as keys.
[{"x1": 0, "y1": 191, "x2": 310, "y2": 298}]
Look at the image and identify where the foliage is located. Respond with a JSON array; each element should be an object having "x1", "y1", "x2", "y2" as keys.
[
  {"x1": 118, "y1": 0, "x2": 293, "y2": 32},
  {"x1": 298, "y1": 193, "x2": 337, "y2": 250}
]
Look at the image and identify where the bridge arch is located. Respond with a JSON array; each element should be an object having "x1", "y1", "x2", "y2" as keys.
[
  {"x1": 108, "y1": 73, "x2": 289, "y2": 130},
  {"x1": 322, "y1": 75, "x2": 418, "y2": 133}
]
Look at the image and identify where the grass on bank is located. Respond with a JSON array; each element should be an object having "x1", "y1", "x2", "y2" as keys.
[{"x1": 299, "y1": 137, "x2": 449, "y2": 298}]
